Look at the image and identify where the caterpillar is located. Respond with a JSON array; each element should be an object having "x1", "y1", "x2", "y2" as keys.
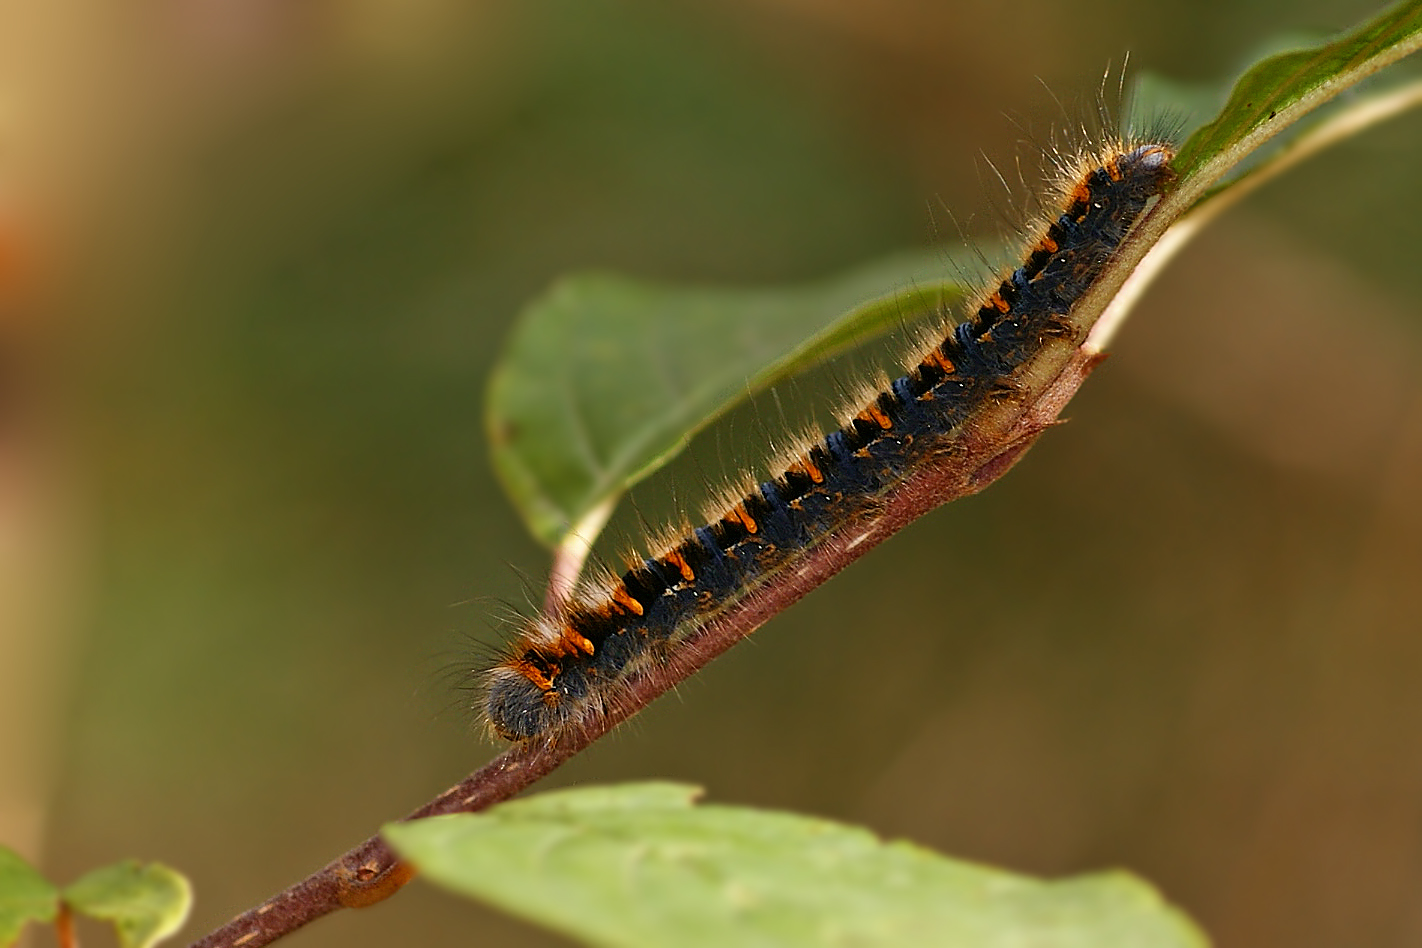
[{"x1": 485, "y1": 139, "x2": 1175, "y2": 742}]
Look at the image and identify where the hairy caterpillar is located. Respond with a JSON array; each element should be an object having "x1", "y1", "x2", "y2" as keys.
[{"x1": 486, "y1": 140, "x2": 1175, "y2": 742}]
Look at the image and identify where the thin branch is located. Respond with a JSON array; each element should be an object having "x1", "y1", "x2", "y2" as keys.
[
  {"x1": 55, "y1": 905, "x2": 77, "y2": 948},
  {"x1": 185, "y1": 338, "x2": 1106, "y2": 948}
]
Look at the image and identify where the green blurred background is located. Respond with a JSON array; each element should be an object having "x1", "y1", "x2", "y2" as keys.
[{"x1": 2, "y1": 0, "x2": 1421, "y2": 945}]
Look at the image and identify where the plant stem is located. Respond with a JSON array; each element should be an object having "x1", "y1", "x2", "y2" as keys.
[
  {"x1": 55, "y1": 905, "x2": 77, "y2": 948},
  {"x1": 185, "y1": 342, "x2": 1105, "y2": 948}
]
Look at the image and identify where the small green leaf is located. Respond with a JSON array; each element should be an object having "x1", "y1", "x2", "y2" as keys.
[
  {"x1": 0, "y1": 847, "x2": 59, "y2": 947},
  {"x1": 386, "y1": 783, "x2": 1207, "y2": 948},
  {"x1": 487, "y1": 250, "x2": 975, "y2": 548},
  {"x1": 62, "y1": 860, "x2": 193, "y2": 948}
]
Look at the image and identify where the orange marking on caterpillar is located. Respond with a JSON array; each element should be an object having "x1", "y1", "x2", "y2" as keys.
[
  {"x1": 858, "y1": 405, "x2": 893, "y2": 430},
  {"x1": 726, "y1": 503, "x2": 759, "y2": 534},
  {"x1": 512, "y1": 659, "x2": 556, "y2": 692},
  {"x1": 611, "y1": 586, "x2": 645, "y2": 615},
  {"x1": 662, "y1": 550, "x2": 696, "y2": 583},
  {"x1": 789, "y1": 455, "x2": 825, "y2": 484},
  {"x1": 563, "y1": 628, "x2": 596, "y2": 655},
  {"x1": 924, "y1": 348, "x2": 956, "y2": 374}
]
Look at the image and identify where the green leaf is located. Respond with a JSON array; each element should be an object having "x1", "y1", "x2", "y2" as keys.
[
  {"x1": 1126, "y1": 31, "x2": 1332, "y2": 144},
  {"x1": 1090, "y1": 58, "x2": 1422, "y2": 353},
  {"x1": 62, "y1": 860, "x2": 193, "y2": 948},
  {"x1": 385, "y1": 783, "x2": 1207, "y2": 948},
  {"x1": 0, "y1": 847, "x2": 58, "y2": 947},
  {"x1": 487, "y1": 1, "x2": 1422, "y2": 557},
  {"x1": 487, "y1": 250, "x2": 976, "y2": 548},
  {"x1": 1173, "y1": 0, "x2": 1422, "y2": 188}
]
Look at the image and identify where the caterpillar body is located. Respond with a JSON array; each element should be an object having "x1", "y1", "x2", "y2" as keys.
[{"x1": 486, "y1": 141, "x2": 1175, "y2": 742}]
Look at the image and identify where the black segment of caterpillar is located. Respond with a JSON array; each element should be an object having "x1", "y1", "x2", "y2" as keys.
[{"x1": 485, "y1": 141, "x2": 1175, "y2": 742}]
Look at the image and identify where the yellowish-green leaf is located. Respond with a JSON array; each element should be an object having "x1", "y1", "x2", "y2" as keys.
[
  {"x1": 62, "y1": 861, "x2": 192, "y2": 948},
  {"x1": 0, "y1": 847, "x2": 58, "y2": 948},
  {"x1": 386, "y1": 783, "x2": 1207, "y2": 948}
]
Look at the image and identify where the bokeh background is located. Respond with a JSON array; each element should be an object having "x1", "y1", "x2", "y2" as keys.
[{"x1": 3, "y1": 0, "x2": 1421, "y2": 945}]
